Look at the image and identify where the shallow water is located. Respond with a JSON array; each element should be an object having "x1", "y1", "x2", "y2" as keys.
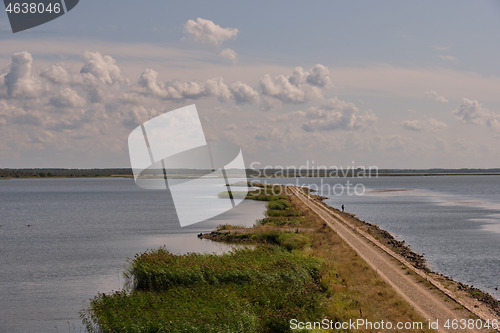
[
  {"x1": 0, "y1": 178, "x2": 266, "y2": 333},
  {"x1": 257, "y1": 176, "x2": 500, "y2": 300}
]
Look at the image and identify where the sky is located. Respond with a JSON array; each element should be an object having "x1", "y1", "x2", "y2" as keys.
[{"x1": 1, "y1": 0, "x2": 500, "y2": 169}]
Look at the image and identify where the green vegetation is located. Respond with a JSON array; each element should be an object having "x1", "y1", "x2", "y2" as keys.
[{"x1": 82, "y1": 247, "x2": 328, "y2": 333}]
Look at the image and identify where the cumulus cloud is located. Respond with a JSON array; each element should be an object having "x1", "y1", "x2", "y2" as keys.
[
  {"x1": 49, "y1": 88, "x2": 86, "y2": 109},
  {"x1": 2, "y1": 51, "x2": 40, "y2": 97},
  {"x1": 184, "y1": 17, "x2": 238, "y2": 46},
  {"x1": 454, "y1": 98, "x2": 500, "y2": 130},
  {"x1": 306, "y1": 64, "x2": 331, "y2": 87},
  {"x1": 220, "y1": 48, "x2": 237, "y2": 63},
  {"x1": 0, "y1": 50, "x2": 267, "y2": 142},
  {"x1": 137, "y1": 70, "x2": 261, "y2": 104},
  {"x1": 401, "y1": 118, "x2": 447, "y2": 132},
  {"x1": 302, "y1": 97, "x2": 377, "y2": 132},
  {"x1": 40, "y1": 65, "x2": 71, "y2": 84},
  {"x1": 0, "y1": 51, "x2": 362, "y2": 167},
  {"x1": 80, "y1": 51, "x2": 122, "y2": 85},
  {"x1": 137, "y1": 69, "x2": 166, "y2": 98},
  {"x1": 260, "y1": 73, "x2": 307, "y2": 103},
  {"x1": 204, "y1": 77, "x2": 233, "y2": 101},
  {"x1": 259, "y1": 64, "x2": 330, "y2": 104},
  {"x1": 230, "y1": 81, "x2": 259, "y2": 104},
  {"x1": 425, "y1": 90, "x2": 448, "y2": 103},
  {"x1": 137, "y1": 72, "x2": 240, "y2": 102},
  {"x1": 0, "y1": 51, "x2": 149, "y2": 139}
]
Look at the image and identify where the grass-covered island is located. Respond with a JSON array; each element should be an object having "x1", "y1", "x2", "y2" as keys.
[{"x1": 81, "y1": 185, "x2": 498, "y2": 333}]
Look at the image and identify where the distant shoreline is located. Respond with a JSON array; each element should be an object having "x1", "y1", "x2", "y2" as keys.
[{"x1": 1, "y1": 168, "x2": 500, "y2": 179}]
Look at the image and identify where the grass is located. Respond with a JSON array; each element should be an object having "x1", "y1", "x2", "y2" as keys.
[{"x1": 82, "y1": 247, "x2": 327, "y2": 333}]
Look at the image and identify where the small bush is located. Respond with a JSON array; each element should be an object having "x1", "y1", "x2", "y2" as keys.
[
  {"x1": 266, "y1": 199, "x2": 291, "y2": 210},
  {"x1": 266, "y1": 208, "x2": 302, "y2": 217}
]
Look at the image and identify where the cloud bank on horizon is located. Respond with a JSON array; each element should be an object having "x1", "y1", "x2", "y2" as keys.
[{"x1": 1, "y1": 2, "x2": 500, "y2": 168}]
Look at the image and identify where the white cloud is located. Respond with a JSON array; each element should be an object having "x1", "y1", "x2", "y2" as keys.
[
  {"x1": 425, "y1": 90, "x2": 448, "y2": 103},
  {"x1": 259, "y1": 64, "x2": 330, "y2": 104},
  {"x1": 137, "y1": 69, "x2": 260, "y2": 104},
  {"x1": 137, "y1": 71, "x2": 247, "y2": 103},
  {"x1": 137, "y1": 69, "x2": 166, "y2": 98},
  {"x1": 306, "y1": 64, "x2": 331, "y2": 87},
  {"x1": 220, "y1": 48, "x2": 237, "y2": 63},
  {"x1": 454, "y1": 98, "x2": 500, "y2": 130},
  {"x1": 230, "y1": 81, "x2": 259, "y2": 104},
  {"x1": 302, "y1": 97, "x2": 377, "y2": 132},
  {"x1": 49, "y1": 88, "x2": 86, "y2": 108},
  {"x1": 122, "y1": 105, "x2": 156, "y2": 130},
  {"x1": 260, "y1": 73, "x2": 306, "y2": 103},
  {"x1": 2, "y1": 51, "x2": 40, "y2": 98},
  {"x1": 204, "y1": 77, "x2": 232, "y2": 102},
  {"x1": 184, "y1": 18, "x2": 238, "y2": 46},
  {"x1": 401, "y1": 118, "x2": 447, "y2": 132},
  {"x1": 40, "y1": 65, "x2": 71, "y2": 84},
  {"x1": 80, "y1": 51, "x2": 122, "y2": 85}
]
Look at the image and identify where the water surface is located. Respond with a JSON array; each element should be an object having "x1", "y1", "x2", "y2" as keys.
[{"x1": 0, "y1": 178, "x2": 265, "y2": 333}]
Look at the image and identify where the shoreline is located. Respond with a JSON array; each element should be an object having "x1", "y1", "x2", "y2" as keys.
[
  {"x1": 2, "y1": 169, "x2": 500, "y2": 180},
  {"x1": 307, "y1": 187, "x2": 500, "y2": 318},
  {"x1": 316, "y1": 192, "x2": 500, "y2": 317},
  {"x1": 302, "y1": 187, "x2": 500, "y2": 319}
]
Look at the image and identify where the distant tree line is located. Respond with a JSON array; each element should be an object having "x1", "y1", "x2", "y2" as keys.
[
  {"x1": 0, "y1": 169, "x2": 133, "y2": 178},
  {"x1": 1, "y1": 168, "x2": 499, "y2": 179}
]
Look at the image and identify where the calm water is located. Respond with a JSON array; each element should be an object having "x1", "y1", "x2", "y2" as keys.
[
  {"x1": 0, "y1": 178, "x2": 266, "y2": 333},
  {"x1": 259, "y1": 176, "x2": 500, "y2": 300}
]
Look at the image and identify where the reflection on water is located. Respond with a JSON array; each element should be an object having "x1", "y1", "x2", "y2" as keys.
[{"x1": 136, "y1": 233, "x2": 251, "y2": 255}]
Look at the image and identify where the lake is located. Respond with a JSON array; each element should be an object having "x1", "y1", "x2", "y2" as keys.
[{"x1": 0, "y1": 178, "x2": 266, "y2": 333}]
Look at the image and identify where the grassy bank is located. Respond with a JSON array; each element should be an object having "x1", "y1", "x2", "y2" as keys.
[
  {"x1": 82, "y1": 184, "x2": 433, "y2": 332},
  {"x1": 83, "y1": 247, "x2": 326, "y2": 333}
]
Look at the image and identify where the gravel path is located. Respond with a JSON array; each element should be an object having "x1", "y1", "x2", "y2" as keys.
[{"x1": 291, "y1": 187, "x2": 498, "y2": 333}]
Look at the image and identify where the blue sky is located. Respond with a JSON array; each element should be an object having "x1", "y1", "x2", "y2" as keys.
[{"x1": 1, "y1": 1, "x2": 500, "y2": 168}]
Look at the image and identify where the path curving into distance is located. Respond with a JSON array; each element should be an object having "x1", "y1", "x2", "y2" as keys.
[{"x1": 290, "y1": 186, "x2": 499, "y2": 333}]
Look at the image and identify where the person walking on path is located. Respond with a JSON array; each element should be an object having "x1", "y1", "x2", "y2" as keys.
[{"x1": 341, "y1": 204, "x2": 345, "y2": 212}]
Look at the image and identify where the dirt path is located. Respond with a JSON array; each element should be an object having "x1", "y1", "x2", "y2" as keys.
[{"x1": 290, "y1": 186, "x2": 498, "y2": 333}]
